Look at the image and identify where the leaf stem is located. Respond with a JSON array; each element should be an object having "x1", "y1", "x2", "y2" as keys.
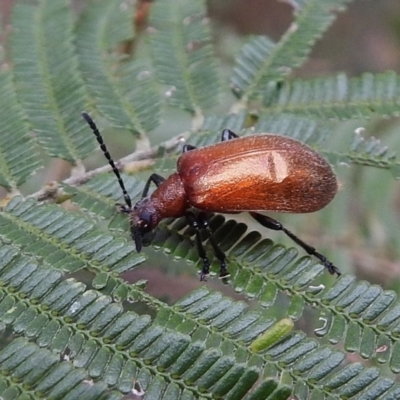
[{"x1": 29, "y1": 132, "x2": 189, "y2": 201}]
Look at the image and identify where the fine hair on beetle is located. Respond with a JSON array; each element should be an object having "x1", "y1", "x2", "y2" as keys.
[{"x1": 82, "y1": 112, "x2": 340, "y2": 281}]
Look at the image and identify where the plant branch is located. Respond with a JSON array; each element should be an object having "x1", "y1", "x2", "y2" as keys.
[{"x1": 30, "y1": 132, "x2": 189, "y2": 201}]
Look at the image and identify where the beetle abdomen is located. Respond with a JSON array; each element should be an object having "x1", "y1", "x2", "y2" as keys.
[{"x1": 178, "y1": 135, "x2": 337, "y2": 213}]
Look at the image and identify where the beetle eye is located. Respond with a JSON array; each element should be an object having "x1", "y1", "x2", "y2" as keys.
[
  {"x1": 140, "y1": 220, "x2": 148, "y2": 229},
  {"x1": 138, "y1": 214, "x2": 152, "y2": 231},
  {"x1": 139, "y1": 209, "x2": 153, "y2": 229}
]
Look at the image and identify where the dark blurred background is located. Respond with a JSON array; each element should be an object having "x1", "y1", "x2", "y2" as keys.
[
  {"x1": 2, "y1": 0, "x2": 400, "y2": 73},
  {"x1": 208, "y1": 0, "x2": 400, "y2": 75}
]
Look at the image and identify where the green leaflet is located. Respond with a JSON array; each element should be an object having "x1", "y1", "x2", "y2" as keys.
[
  {"x1": 10, "y1": 0, "x2": 93, "y2": 161},
  {"x1": 231, "y1": 0, "x2": 353, "y2": 100},
  {"x1": 263, "y1": 72, "x2": 400, "y2": 119},
  {"x1": 0, "y1": 72, "x2": 42, "y2": 190},
  {"x1": 0, "y1": 0, "x2": 400, "y2": 398},
  {"x1": 76, "y1": 0, "x2": 161, "y2": 134},
  {"x1": 149, "y1": 0, "x2": 221, "y2": 113}
]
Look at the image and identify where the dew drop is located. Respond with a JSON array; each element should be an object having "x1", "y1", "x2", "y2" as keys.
[{"x1": 165, "y1": 86, "x2": 177, "y2": 98}]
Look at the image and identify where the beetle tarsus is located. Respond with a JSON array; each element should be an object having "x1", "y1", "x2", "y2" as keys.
[
  {"x1": 200, "y1": 260, "x2": 211, "y2": 281},
  {"x1": 318, "y1": 256, "x2": 341, "y2": 276},
  {"x1": 218, "y1": 264, "x2": 230, "y2": 279}
]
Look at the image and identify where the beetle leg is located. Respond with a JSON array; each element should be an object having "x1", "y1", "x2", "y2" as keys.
[
  {"x1": 141, "y1": 173, "x2": 165, "y2": 198},
  {"x1": 197, "y1": 212, "x2": 230, "y2": 279},
  {"x1": 249, "y1": 212, "x2": 341, "y2": 276},
  {"x1": 186, "y1": 211, "x2": 211, "y2": 281},
  {"x1": 183, "y1": 129, "x2": 238, "y2": 157},
  {"x1": 221, "y1": 129, "x2": 239, "y2": 141},
  {"x1": 183, "y1": 144, "x2": 197, "y2": 153},
  {"x1": 184, "y1": 129, "x2": 238, "y2": 155}
]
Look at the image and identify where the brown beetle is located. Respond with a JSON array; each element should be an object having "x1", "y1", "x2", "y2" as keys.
[{"x1": 82, "y1": 112, "x2": 339, "y2": 280}]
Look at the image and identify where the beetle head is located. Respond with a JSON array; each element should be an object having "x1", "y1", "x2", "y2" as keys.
[{"x1": 130, "y1": 198, "x2": 159, "y2": 253}]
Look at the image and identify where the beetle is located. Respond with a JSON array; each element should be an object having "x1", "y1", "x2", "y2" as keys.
[{"x1": 82, "y1": 112, "x2": 340, "y2": 281}]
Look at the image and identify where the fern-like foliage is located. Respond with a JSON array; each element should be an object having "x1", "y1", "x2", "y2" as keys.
[
  {"x1": 231, "y1": 0, "x2": 353, "y2": 99},
  {"x1": 0, "y1": 196, "x2": 144, "y2": 277},
  {"x1": 10, "y1": 0, "x2": 94, "y2": 162},
  {"x1": 262, "y1": 72, "x2": 400, "y2": 119},
  {"x1": 148, "y1": 0, "x2": 221, "y2": 113},
  {"x1": 65, "y1": 170, "x2": 400, "y2": 376},
  {"x1": 0, "y1": 0, "x2": 400, "y2": 399},
  {"x1": 0, "y1": 72, "x2": 41, "y2": 190},
  {"x1": 324, "y1": 128, "x2": 400, "y2": 177},
  {"x1": 0, "y1": 232, "x2": 399, "y2": 398},
  {"x1": 76, "y1": 0, "x2": 160, "y2": 134}
]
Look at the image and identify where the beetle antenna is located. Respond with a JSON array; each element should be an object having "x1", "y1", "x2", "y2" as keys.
[{"x1": 82, "y1": 112, "x2": 132, "y2": 210}]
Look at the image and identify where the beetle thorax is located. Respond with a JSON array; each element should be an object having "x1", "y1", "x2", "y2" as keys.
[{"x1": 150, "y1": 172, "x2": 189, "y2": 220}]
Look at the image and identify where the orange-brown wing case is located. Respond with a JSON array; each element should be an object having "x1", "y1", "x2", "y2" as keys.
[{"x1": 177, "y1": 135, "x2": 337, "y2": 213}]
